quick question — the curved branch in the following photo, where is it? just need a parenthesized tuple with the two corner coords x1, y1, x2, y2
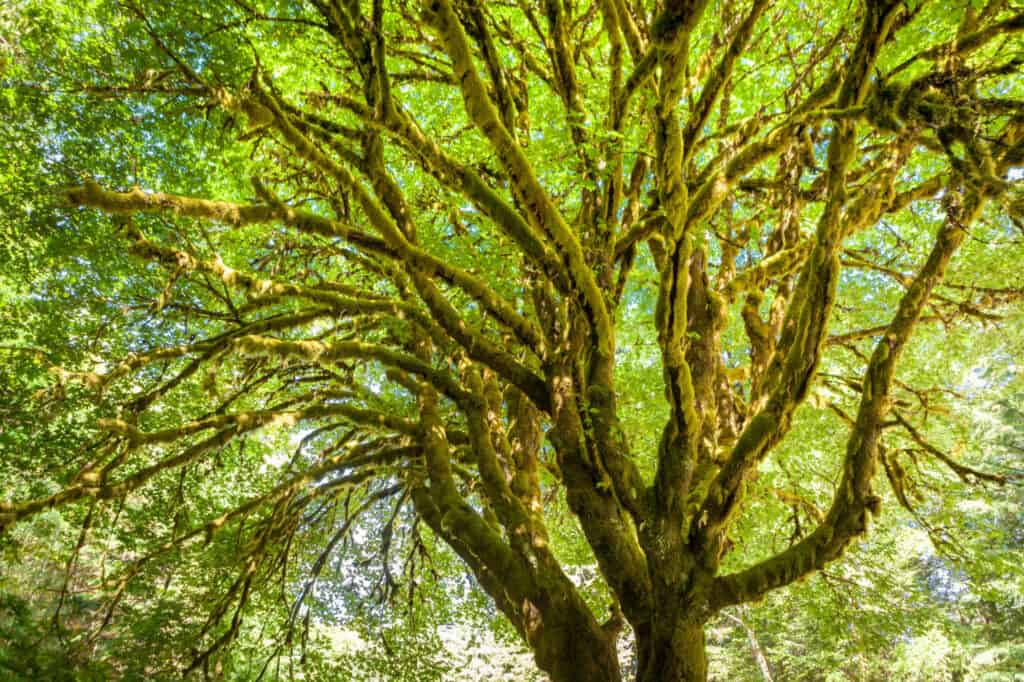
(710, 186, 984, 610)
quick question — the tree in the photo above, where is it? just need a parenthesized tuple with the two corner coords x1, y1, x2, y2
(1, 0, 1022, 680)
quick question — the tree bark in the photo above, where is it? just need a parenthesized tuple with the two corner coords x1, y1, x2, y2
(536, 621, 623, 682)
(635, 620, 708, 682)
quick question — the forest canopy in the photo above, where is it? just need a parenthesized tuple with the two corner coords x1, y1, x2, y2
(1, 0, 1023, 680)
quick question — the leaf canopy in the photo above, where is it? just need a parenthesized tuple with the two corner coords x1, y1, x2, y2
(1, 0, 1022, 680)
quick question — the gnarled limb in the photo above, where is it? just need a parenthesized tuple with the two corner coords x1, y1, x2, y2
(711, 185, 984, 610)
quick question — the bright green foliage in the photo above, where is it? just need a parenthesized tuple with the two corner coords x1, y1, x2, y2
(1, 0, 1022, 681)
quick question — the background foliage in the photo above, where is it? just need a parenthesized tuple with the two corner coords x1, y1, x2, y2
(1, 0, 1022, 680)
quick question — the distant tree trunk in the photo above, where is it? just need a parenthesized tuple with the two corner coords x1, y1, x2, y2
(747, 629, 773, 682)
(727, 611, 773, 681)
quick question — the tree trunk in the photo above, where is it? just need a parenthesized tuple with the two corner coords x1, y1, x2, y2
(536, 628, 623, 682)
(529, 600, 624, 682)
(745, 624, 773, 682)
(635, 620, 708, 682)
(542, 651, 623, 682)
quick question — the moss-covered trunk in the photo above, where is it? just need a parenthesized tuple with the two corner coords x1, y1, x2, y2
(542, 651, 624, 682)
(537, 628, 623, 682)
(635, 620, 708, 682)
